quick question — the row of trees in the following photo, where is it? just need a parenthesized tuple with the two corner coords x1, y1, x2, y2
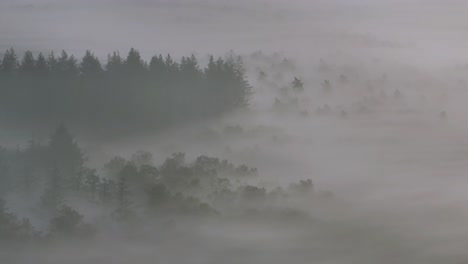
(0, 48, 252, 134)
(0, 125, 316, 241)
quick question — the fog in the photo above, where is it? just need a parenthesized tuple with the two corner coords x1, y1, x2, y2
(1, 0, 468, 263)
(3, 0, 468, 66)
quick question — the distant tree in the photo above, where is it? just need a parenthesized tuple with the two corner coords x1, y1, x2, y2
(0, 198, 35, 241)
(149, 54, 165, 75)
(146, 183, 170, 209)
(49, 205, 94, 237)
(35, 53, 48, 74)
(231, 56, 252, 108)
(180, 54, 201, 77)
(66, 55, 79, 77)
(19, 51, 36, 74)
(160, 153, 186, 176)
(49, 205, 82, 234)
(289, 179, 314, 195)
(104, 156, 127, 178)
(47, 51, 59, 73)
(79, 50, 102, 78)
(114, 171, 134, 221)
(164, 54, 179, 74)
(1, 48, 19, 73)
(139, 164, 159, 183)
(0, 48, 253, 136)
(56, 50, 78, 77)
(56, 51, 69, 73)
(292, 77, 304, 92)
(124, 48, 146, 74)
(205, 55, 251, 112)
(83, 168, 100, 202)
(119, 163, 145, 188)
(105, 51, 123, 73)
(0, 198, 17, 238)
(205, 55, 216, 76)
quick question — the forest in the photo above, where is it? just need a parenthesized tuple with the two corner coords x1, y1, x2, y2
(0, 48, 251, 135)
(0, 124, 317, 242)
(3, 0, 468, 263)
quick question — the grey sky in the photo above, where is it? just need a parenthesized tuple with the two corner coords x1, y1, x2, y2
(1, 0, 468, 67)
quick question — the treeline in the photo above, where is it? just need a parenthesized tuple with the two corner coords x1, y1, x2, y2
(0, 125, 317, 242)
(0, 48, 252, 134)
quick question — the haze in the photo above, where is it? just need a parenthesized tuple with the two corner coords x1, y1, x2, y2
(2, 0, 468, 66)
(1, 0, 468, 263)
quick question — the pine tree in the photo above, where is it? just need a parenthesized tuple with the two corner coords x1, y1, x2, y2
(57, 50, 69, 73)
(165, 54, 179, 75)
(47, 51, 59, 73)
(19, 51, 36, 74)
(0, 48, 254, 136)
(180, 54, 201, 77)
(232, 56, 252, 108)
(35, 53, 48, 74)
(124, 48, 146, 74)
(80, 50, 102, 78)
(105, 51, 123, 74)
(66, 55, 79, 77)
(149, 54, 165, 75)
(1, 48, 18, 73)
(56, 51, 78, 77)
(292, 77, 304, 92)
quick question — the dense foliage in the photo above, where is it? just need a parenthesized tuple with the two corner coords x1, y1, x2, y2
(0, 48, 252, 134)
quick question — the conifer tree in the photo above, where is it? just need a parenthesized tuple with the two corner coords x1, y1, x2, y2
(1, 48, 18, 73)
(80, 50, 102, 78)
(19, 51, 36, 74)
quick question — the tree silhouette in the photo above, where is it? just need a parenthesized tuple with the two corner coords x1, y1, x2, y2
(35, 53, 48, 74)
(105, 51, 123, 74)
(1, 48, 19, 73)
(124, 48, 146, 75)
(80, 50, 102, 78)
(19, 51, 36, 74)
(0, 48, 253, 135)
(292, 77, 304, 92)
